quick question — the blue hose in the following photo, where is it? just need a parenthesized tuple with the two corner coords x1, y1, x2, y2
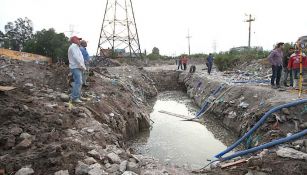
(215, 98, 307, 158)
(220, 129, 307, 161)
(195, 85, 224, 118)
(233, 80, 270, 84)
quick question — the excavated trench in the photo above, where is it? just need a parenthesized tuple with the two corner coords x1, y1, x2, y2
(127, 70, 238, 169)
(129, 91, 233, 169)
(128, 69, 307, 173)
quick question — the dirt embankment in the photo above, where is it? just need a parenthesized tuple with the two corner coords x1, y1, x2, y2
(0, 57, 189, 175)
(179, 72, 307, 175)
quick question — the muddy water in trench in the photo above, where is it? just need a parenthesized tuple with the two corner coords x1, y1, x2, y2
(130, 91, 230, 169)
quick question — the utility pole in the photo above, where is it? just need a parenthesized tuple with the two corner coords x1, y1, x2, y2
(244, 14, 255, 48)
(186, 30, 191, 56)
(212, 40, 217, 53)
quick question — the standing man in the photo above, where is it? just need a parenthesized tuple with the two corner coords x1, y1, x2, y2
(80, 40, 90, 86)
(207, 53, 214, 75)
(182, 55, 188, 70)
(283, 47, 294, 87)
(68, 36, 86, 103)
(268, 42, 284, 89)
(178, 56, 183, 70)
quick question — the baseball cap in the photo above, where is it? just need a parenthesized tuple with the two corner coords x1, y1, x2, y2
(70, 36, 82, 42)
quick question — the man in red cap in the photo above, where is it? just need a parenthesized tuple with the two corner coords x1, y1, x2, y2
(68, 36, 86, 103)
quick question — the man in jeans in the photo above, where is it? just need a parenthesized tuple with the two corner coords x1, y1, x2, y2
(268, 42, 284, 89)
(68, 36, 86, 103)
(80, 40, 90, 86)
(282, 47, 294, 87)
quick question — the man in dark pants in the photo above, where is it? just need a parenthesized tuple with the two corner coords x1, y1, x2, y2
(283, 47, 294, 87)
(268, 42, 284, 89)
(207, 53, 214, 74)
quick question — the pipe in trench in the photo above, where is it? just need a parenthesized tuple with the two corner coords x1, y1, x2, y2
(195, 85, 224, 118)
(220, 129, 307, 161)
(215, 98, 307, 158)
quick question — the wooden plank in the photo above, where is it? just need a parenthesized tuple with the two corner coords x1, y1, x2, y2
(221, 159, 248, 169)
(158, 110, 192, 120)
(0, 85, 16, 91)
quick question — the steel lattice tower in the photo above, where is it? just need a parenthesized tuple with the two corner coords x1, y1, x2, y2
(96, 0, 142, 59)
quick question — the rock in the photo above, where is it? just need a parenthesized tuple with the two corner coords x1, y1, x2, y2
(75, 161, 90, 175)
(10, 127, 23, 136)
(107, 152, 121, 163)
(84, 157, 97, 165)
(88, 150, 101, 160)
(24, 83, 34, 87)
(119, 160, 128, 172)
(228, 111, 236, 118)
(239, 102, 249, 109)
(89, 163, 102, 169)
(88, 167, 105, 175)
(299, 122, 307, 129)
(20, 133, 32, 140)
(60, 93, 70, 102)
(245, 170, 268, 175)
(105, 163, 111, 169)
(46, 89, 54, 93)
(15, 138, 32, 150)
(23, 105, 29, 111)
(87, 129, 95, 133)
(276, 147, 307, 160)
(122, 171, 138, 175)
(127, 162, 139, 173)
(106, 164, 119, 173)
(282, 108, 290, 115)
(15, 167, 34, 175)
(66, 129, 79, 137)
(293, 140, 304, 146)
(54, 170, 69, 175)
(5, 135, 16, 148)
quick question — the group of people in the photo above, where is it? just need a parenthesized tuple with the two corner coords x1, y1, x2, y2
(176, 55, 189, 70)
(176, 53, 214, 75)
(269, 42, 307, 89)
(68, 36, 90, 103)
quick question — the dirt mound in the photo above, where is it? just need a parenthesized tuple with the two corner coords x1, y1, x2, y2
(0, 58, 189, 174)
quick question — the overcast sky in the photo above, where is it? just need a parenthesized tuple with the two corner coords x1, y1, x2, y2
(1, 0, 307, 56)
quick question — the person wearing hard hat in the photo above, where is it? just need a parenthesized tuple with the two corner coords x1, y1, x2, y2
(68, 36, 86, 103)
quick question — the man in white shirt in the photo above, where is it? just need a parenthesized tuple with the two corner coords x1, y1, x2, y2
(68, 36, 86, 103)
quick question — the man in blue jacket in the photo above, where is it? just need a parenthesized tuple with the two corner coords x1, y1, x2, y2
(80, 40, 90, 86)
(206, 53, 214, 75)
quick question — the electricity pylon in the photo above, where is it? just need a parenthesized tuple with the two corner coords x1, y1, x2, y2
(96, 0, 142, 59)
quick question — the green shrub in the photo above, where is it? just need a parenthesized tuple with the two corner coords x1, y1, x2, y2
(214, 48, 269, 71)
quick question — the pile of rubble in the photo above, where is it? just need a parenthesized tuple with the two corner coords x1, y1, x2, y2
(0, 57, 189, 175)
(181, 70, 307, 175)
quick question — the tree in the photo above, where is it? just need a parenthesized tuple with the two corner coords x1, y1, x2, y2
(4, 17, 33, 51)
(0, 30, 4, 47)
(23, 28, 70, 63)
(152, 47, 160, 55)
